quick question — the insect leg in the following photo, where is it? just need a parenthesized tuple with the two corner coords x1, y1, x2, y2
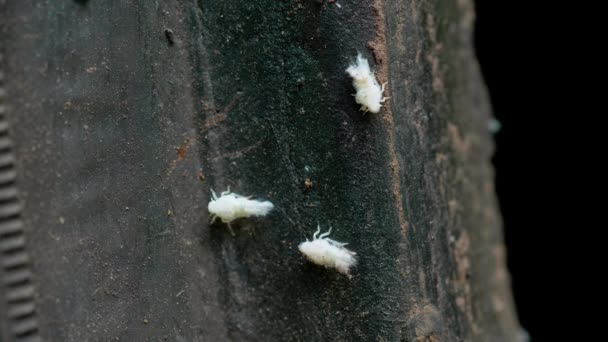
(327, 238, 347, 247)
(313, 225, 321, 239)
(319, 227, 332, 239)
(227, 223, 235, 236)
(211, 188, 218, 200)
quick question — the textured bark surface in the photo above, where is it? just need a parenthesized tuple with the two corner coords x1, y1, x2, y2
(1, 0, 520, 341)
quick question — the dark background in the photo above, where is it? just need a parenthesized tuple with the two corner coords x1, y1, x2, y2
(473, 2, 576, 341)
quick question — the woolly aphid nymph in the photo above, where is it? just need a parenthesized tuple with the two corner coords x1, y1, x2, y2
(346, 53, 388, 113)
(298, 226, 357, 278)
(208, 187, 274, 235)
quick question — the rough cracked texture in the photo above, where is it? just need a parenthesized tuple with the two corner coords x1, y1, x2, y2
(1, 0, 520, 341)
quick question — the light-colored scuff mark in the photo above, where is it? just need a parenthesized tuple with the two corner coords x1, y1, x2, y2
(405, 304, 443, 341)
(426, 14, 445, 94)
(209, 140, 263, 162)
(201, 112, 226, 132)
(447, 123, 471, 156)
(456, 0, 475, 31)
(372, 0, 409, 236)
(453, 231, 479, 333)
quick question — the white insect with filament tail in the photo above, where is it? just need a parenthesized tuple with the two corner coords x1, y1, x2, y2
(208, 187, 274, 235)
(298, 225, 357, 278)
(346, 53, 388, 114)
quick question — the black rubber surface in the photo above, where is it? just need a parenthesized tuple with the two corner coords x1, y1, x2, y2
(1, 1, 520, 341)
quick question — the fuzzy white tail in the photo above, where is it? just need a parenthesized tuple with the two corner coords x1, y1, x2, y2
(247, 200, 274, 217)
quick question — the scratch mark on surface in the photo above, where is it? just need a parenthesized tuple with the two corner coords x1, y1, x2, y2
(210, 140, 263, 161)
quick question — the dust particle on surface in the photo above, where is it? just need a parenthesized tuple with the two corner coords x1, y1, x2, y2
(176, 146, 187, 160)
(304, 178, 313, 190)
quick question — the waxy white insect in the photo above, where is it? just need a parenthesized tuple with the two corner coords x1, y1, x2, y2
(346, 53, 388, 113)
(208, 187, 274, 235)
(298, 225, 357, 278)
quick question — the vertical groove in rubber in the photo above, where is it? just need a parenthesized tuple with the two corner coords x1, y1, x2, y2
(0, 45, 43, 342)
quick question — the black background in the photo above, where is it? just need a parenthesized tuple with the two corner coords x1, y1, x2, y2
(473, 2, 573, 341)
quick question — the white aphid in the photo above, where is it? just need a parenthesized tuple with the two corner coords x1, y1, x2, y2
(208, 187, 274, 235)
(298, 226, 357, 277)
(346, 53, 388, 113)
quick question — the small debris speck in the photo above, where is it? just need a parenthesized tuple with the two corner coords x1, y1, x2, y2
(176, 146, 187, 160)
(164, 29, 175, 45)
(143, 319, 149, 324)
(304, 178, 313, 190)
